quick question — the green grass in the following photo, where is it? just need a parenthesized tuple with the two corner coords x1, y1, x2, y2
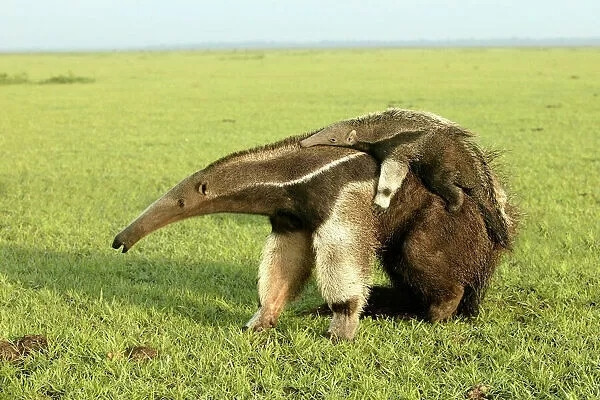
(0, 48, 599, 399)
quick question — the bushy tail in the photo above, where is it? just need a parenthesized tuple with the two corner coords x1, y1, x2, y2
(478, 200, 512, 248)
(467, 143, 513, 249)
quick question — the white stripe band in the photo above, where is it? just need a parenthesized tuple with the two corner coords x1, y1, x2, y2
(257, 152, 366, 188)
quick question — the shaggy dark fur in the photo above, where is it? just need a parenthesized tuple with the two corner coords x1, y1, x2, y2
(375, 170, 504, 319)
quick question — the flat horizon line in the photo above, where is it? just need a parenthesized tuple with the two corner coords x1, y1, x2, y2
(2, 37, 599, 54)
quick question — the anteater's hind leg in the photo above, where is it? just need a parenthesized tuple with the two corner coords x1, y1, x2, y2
(426, 284, 465, 321)
(379, 244, 463, 321)
(244, 231, 313, 332)
(380, 175, 496, 321)
(399, 221, 468, 322)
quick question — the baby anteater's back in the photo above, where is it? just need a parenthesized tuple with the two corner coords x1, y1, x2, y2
(415, 131, 511, 247)
(353, 108, 473, 142)
(301, 108, 511, 247)
(358, 109, 511, 248)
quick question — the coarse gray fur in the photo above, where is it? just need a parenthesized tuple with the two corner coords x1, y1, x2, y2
(300, 108, 512, 248)
(112, 129, 516, 340)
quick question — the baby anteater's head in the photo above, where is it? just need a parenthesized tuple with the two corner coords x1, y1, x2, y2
(300, 122, 357, 148)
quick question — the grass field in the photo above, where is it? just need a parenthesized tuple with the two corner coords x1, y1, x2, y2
(0, 48, 599, 399)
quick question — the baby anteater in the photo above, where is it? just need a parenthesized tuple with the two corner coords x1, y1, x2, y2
(300, 108, 511, 248)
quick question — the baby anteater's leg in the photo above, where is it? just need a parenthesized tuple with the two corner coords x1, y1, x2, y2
(313, 182, 376, 340)
(373, 157, 409, 209)
(427, 169, 464, 213)
(244, 231, 313, 332)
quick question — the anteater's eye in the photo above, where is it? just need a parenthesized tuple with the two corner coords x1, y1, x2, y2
(329, 138, 337, 143)
(199, 183, 207, 195)
(177, 199, 185, 208)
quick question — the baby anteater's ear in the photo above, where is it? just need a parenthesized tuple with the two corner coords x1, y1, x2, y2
(346, 129, 357, 145)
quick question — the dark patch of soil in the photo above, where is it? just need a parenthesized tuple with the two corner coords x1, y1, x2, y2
(41, 387, 65, 400)
(0, 340, 20, 362)
(466, 384, 490, 399)
(16, 334, 48, 356)
(126, 346, 157, 361)
(0, 334, 48, 362)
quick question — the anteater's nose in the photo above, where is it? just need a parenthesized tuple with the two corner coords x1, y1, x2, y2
(111, 236, 129, 253)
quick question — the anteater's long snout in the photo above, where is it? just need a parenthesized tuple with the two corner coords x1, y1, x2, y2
(111, 234, 129, 253)
(111, 210, 158, 254)
(112, 225, 143, 253)
(110, 192, 192, 254)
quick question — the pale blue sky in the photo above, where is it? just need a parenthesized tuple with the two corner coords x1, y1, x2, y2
(1, 0, 599, 51)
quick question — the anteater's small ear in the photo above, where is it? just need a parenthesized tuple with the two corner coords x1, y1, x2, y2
(347, 129, 357, 143)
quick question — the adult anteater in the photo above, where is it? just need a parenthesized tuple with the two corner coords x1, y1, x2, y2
(112, 131, 515, 340)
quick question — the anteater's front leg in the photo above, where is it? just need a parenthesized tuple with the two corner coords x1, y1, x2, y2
(244, 231, 313, 332)
(313, 183, 376, 340)
(312, 234, 373, 341)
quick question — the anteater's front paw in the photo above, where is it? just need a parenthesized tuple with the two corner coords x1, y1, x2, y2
(243, 309, 277, 332)
(325, 315, 359, 341)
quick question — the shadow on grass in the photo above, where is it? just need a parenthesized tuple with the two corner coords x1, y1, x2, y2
(301, 286, 424, 321)
(0, 243, 259, 326)
(1, 242, 428, 329)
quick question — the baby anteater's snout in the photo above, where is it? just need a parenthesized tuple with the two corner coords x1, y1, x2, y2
(299, 138, 311, 148)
